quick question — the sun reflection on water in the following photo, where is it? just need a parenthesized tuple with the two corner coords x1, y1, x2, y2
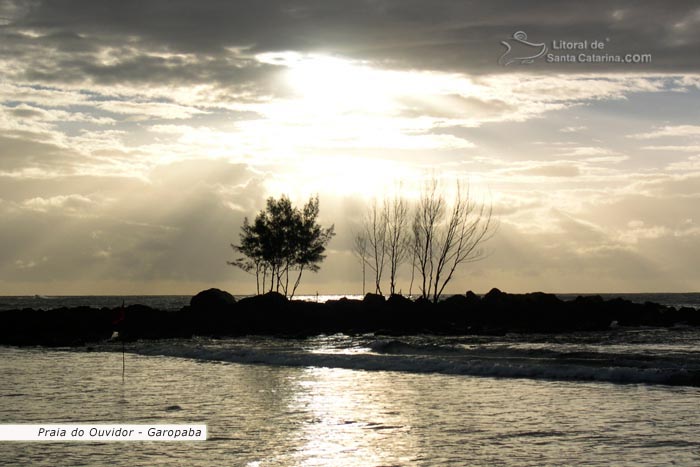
(288, 367, 417, 466)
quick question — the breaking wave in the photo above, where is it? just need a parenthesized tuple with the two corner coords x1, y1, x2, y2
(130, 340, 700, 387)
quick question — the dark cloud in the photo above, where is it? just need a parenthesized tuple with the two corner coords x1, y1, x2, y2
(0, 36, 288, 101)
(19, 50, 288, 98)
(7, 105, 44, 118)
(1, 0, 698, 87)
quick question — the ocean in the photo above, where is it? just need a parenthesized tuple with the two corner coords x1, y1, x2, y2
(1, 293, 700, 465)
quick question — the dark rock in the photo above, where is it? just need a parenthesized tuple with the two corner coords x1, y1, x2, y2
(190, 288, 236, 311)
(441, 294, 470, 308)
(2, 287, 699, 345)
(483, 287, 504, 302)
(363, 293, 386, 305)
(238, 291, 287, 309)
(465, 290, 481, 305)
(387, 294, 413, 307)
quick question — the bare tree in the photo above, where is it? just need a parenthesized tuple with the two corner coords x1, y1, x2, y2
(385, 195, 410, 295)
(412, 179, 496, 303)
(408, 243, 417, 298)
(412, 179, 442, 301)
(352, 232, 369, 295)
(363, 200, 388, 295)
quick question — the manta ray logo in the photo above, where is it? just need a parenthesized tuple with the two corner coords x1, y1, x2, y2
(499, 31, 548, 66)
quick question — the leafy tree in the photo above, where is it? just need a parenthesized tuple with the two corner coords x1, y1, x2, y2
(229, 195, 334, 298)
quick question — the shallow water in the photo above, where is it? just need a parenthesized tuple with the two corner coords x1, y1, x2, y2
(125, 328, 700, 386)
(1, 344, 700, 466)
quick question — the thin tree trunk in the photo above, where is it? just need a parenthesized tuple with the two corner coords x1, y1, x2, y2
(362, 262, 366, 295)
(408, 248, 416, 298)
(283, 262, 290, 297)
(290, 265, 305, 299)
(255, 263, 260, 295)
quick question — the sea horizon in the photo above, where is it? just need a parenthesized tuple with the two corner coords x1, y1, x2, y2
(2, 291, 700, 312)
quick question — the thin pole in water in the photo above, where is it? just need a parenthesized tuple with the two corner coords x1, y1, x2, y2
(112, 300, 127, 383)
(122, 339, 125, 382)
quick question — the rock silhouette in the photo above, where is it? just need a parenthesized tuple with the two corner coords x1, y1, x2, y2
(190, 288, 236, 311)
(0, 289, 698, 346)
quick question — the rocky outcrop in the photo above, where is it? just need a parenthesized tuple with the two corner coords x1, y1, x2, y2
(1, 289, 699, 345)
(190, 288, 236, 311)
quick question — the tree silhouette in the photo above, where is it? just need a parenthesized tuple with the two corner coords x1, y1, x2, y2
(362, 199, 387, 295)
(412, 179, 496, 303)
(230, 195, 334, 298)
(357, 179, 496, 301)
(352, 232, 369, 295)
(385, 195, 410, 295)
(356, 195, 410, 296)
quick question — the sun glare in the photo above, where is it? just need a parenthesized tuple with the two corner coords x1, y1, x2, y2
(239, 52, 489, 200)
(265, 155, 421, 200)
(285, 55, 396, 115)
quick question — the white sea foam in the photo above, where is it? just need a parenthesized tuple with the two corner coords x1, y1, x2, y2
(131, 340, 700, 387)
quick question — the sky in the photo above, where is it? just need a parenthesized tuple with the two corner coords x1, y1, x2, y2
(1, 0, 699, 295)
